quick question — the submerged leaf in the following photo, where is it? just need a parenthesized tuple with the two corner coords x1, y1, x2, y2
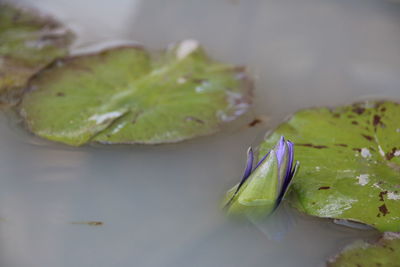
(260, 101, 400, 232)
(0, 3, 73, 105)
(20, 40, 252, 146)
(327, 232, 400, 267)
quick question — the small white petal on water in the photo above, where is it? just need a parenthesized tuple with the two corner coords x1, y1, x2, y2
(111, 121, 128, 134)
(387, 192, 400, 200)
(356, 174, 369, 186)
(195, 81, 211, 93)
(360, 148, 372, 158)
(378, 145, 385, 157)
(373, 183, 384, 190)
(89, 111, 122, 124)
(316, 195, 357, 217)
(176, 39, 199, 60)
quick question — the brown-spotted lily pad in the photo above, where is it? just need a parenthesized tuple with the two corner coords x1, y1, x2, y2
(0, 3, 73, 105)
(260, 101, 400, 232)
(19, 40, 252, 146)
(327, 232, 400, 267)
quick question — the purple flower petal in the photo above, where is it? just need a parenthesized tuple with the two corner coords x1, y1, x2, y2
(285, 140, 294, 181)
(284, 161, 299, 194)
(242, 147, 254, 180)
(275, 136, 286, 167)
(225, 147, 254, 207)
(276, 140, 296, 206)
(255, 151, 270, 169)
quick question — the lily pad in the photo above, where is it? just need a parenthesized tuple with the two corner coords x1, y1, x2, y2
(0, 3, 73, 105)
(19, 40, 252, 146)
(327, 232, 400, 267)
(260, 101, 400, 232)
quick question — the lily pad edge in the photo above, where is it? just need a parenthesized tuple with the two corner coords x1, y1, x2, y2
(260, 99, 400, 231)
(0, 1, 75, 106)
(18, 43, 254, 146)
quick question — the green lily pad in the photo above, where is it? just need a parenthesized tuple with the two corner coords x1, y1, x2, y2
(327, 232, 400, 267)
(19, 40, 252, 146)
(260, 101, 400, 232)
(0, 3, 73, 105)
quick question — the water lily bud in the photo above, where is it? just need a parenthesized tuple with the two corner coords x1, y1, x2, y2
(223, 136, 299, 220)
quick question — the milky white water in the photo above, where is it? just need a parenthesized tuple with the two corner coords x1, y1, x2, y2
(1, 0, 400, 266)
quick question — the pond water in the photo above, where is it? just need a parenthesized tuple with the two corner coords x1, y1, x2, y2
(1, 0, 400, 266)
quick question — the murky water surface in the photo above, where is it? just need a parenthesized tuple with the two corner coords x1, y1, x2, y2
(1, 0, 400, 266)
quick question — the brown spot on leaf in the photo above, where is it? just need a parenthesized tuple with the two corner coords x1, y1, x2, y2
(56, 92, 65, 97)
(131, 111, 143, 124)
(192, 78, 206, 84)
(351, 121, 358, 125)
(335, 144, 348, 147)
(185, 116, 204, 124)
(333, 113, 340, 118)
(373, 115, 381, 127)
(248, 118, 263, 127)
(385, 147, 397, 161)
(353, 148, 362, 152)
(361, 134, 373, 141)
(318, 186, 330, 190)
(297, 143, 328, 149)
(378, 204, 389, 216)
(352, 106, 365, 115)
(379, 191, 388, 201)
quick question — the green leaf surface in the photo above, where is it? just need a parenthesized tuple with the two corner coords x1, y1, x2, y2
(327, 232, 400, 267)
(0, 3, 73, 104)
(19, 40, 252, 146)
(260, 101, 400, 232)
